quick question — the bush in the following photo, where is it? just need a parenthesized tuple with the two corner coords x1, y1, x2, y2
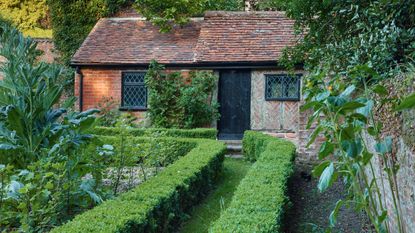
(210, 131, 296, 233)
(51, 138, 226, 233)
(90, 126, 218, 139)
(145, 61, 219, 128)
(87, 135, 196, 167)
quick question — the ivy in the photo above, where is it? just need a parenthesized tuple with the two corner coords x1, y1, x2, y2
(47, 0, 131, 65)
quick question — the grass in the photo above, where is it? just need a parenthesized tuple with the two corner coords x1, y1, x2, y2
(179, 157, 252, 233)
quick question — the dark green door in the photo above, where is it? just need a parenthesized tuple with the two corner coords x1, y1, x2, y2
(218, 70, 251, 140)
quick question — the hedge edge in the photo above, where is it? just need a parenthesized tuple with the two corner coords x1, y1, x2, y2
(210, 131, 296, 233)
(51, 138, 226, 233)
(90, 127, 218, 139)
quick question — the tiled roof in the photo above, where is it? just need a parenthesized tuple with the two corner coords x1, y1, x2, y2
(71, 11, 297, 65)
(195, 11, 296, 63)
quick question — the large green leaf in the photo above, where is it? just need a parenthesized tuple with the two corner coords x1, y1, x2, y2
(341, 139, 363, 158)
(339, 85, 356, 98)
(395, 93, 415, 111)
(318, 162, 336, 192)
(329, 199, 344, 227)
(312, 160, 331, 177)
(375, 137, 393, 154)
(318, 141, 335, 159)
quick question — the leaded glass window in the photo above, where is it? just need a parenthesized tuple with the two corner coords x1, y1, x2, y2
(265, 74, 301, 101)
(122, 72, 147, 109)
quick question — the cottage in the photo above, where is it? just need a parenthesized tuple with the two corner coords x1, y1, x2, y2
(72, 11, 318, 157)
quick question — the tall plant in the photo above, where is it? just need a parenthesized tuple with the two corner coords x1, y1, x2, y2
(0, 19, 102, 231)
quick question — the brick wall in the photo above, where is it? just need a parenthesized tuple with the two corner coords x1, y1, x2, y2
(75, 67, 209, 120)
(34, 38, 57, 63)
(0, 38, 57, 79)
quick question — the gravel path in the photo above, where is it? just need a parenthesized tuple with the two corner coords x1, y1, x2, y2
(284, 162, 374, 233)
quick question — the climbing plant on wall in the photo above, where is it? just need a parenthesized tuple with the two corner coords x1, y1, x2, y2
(47, 0, 131, 65)
(145, 61, 220, 129)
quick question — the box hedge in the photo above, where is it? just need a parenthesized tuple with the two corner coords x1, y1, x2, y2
(210, 131, 296, 232)
(83, 135, 196, 166)
(51, 138, 226, 233)
(90, 127, 217, 139)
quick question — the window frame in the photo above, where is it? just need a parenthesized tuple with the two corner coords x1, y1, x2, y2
(264, 73, 302, 101)
(120, 71, 148, 111)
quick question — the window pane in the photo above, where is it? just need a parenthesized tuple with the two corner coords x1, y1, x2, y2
(123, 85, 147, 107)
(123, 72, 146, 85)
(265, 74, 300, 100)
(286, 77, 299, 98)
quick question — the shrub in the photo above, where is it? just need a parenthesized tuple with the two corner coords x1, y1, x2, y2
(145, 61, 219, 128)
(90, 126, 218, 139)
(210, 131, 296, 233)
(51, 138, 226, 233)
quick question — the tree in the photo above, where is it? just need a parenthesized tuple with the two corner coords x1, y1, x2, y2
(134, 0, 246, 32)
(0, 0, 51, 38)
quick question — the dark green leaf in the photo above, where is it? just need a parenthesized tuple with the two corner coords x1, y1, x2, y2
(318, 141, 335, 159)
(307, 125, 323, 147)
(341, 139, 363, 158)
(312, 160, 330, 177)
(329, 200, 344, 227)
(395, 93, 415, 111)
(339, 101, 366, 112)
(372, 85, 388, 96)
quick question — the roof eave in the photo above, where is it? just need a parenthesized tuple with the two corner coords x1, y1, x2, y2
(70, 60, 304, 69)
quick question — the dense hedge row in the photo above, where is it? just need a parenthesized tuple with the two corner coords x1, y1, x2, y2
(51, 138, 226, 233)
(90, 126, 217, 139)
(211, 131, 296, 232)
(86, 135, 195, 166)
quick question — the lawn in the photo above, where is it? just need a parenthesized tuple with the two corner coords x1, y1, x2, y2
(179, 157, 252, 233)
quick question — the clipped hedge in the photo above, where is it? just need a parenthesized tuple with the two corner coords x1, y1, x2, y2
(51, 138, 226, 233)
(211, 131, 296, 232)
(90, 126, 217, 139)
(85, 135, 196, 166)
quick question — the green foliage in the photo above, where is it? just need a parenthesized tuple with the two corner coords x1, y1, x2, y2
(0, 21, 101, 231)
(135, 0, 243, 32)
(180, 158, 252, 233)
(50, 138, 226, 233)
(91, 126, 218, 139)
(145, 61, 219, 129)
(281, 1, 414, 232)
(47, 0, 131, 64)
(303, 65, 405, 232)
(210, 131, 296, 232)
(0, 0, 51, 38)
(282, 0, 415, 77)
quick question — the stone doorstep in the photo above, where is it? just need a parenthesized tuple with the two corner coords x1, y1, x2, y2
(219, 139, 243, 156)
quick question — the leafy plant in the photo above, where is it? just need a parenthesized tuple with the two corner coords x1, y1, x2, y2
(0, 19, 102, 231)
(303, 65, 405, 233)
(134, 0, 244, 32)
(145, 61, 219, 129)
